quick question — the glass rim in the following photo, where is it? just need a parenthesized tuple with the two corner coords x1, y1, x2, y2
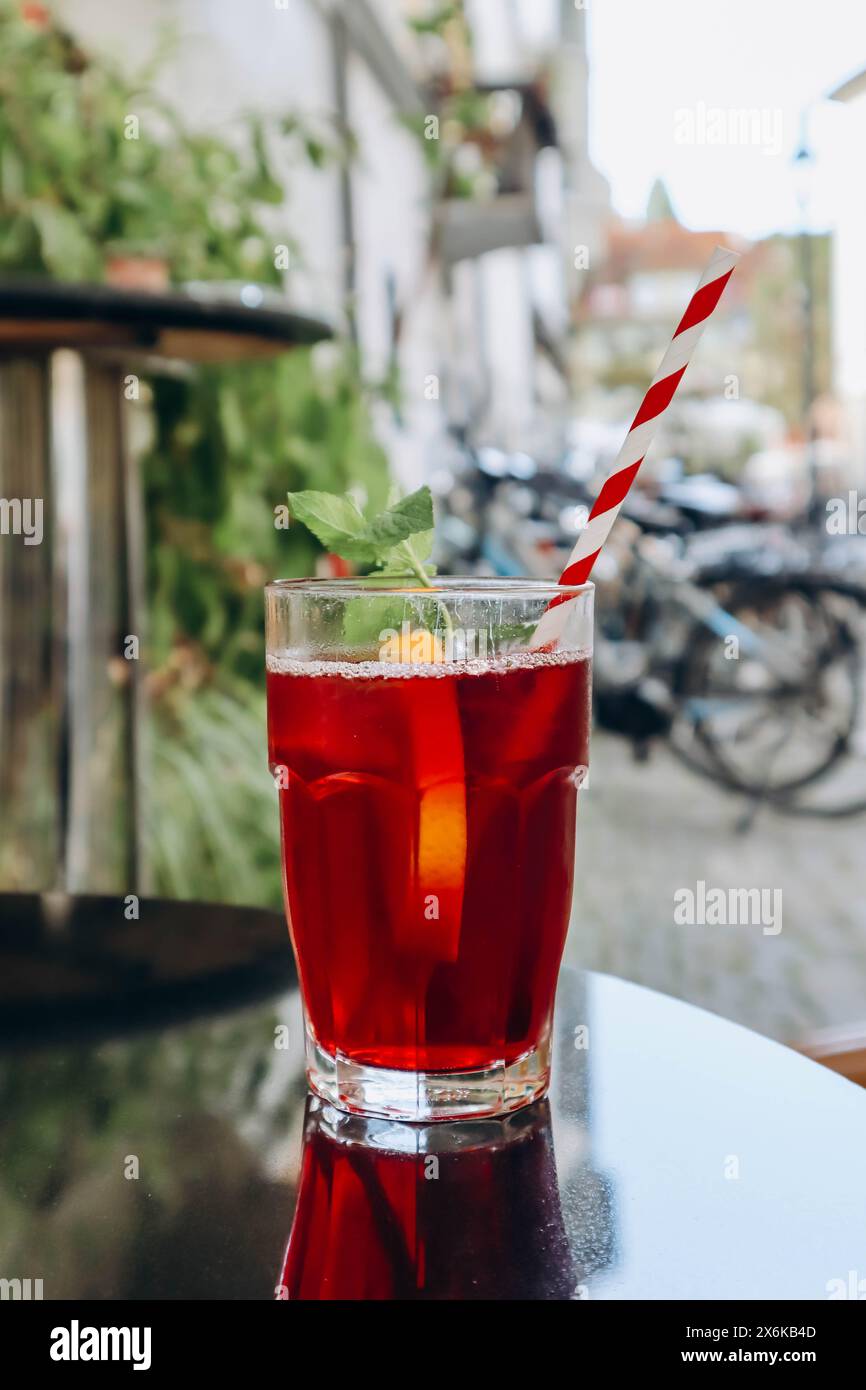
(265, 575, 594, 601)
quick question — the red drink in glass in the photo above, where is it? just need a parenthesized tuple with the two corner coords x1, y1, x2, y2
(265, 577, 592, 1120)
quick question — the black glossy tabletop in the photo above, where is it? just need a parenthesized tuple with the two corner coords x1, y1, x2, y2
(0, 277, 331, 361)
(1, 893, 865, 1301)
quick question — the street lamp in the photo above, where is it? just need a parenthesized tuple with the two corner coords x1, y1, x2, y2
(793, 114, 819, 517)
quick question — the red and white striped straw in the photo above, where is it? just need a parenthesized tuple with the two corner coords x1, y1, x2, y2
(534, 244, 740, 646)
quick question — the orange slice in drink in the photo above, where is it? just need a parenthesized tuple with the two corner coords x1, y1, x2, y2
(400, 628, 467, 962)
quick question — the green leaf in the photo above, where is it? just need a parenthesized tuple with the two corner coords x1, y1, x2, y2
(377, 538, 435, 576)
(364, 486, 433, 550)
(286, 485, 436, 575)
(29, 202, 100, 281)
(342, 595, 408, 653)
(286, 489, 368, 553)
(408, 526, 435, 563)
(218, 386, 246, 456)
(303, 137, 328, 169)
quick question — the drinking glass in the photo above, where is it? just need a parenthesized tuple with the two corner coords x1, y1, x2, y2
(265, 576, 593, 1121)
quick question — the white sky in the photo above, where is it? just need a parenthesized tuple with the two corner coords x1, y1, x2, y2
(582, 0, 866, 238)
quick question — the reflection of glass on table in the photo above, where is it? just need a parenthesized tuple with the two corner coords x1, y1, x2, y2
(279, 1097, 575, 1301)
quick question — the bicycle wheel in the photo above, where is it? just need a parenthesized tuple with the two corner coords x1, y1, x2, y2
(669, 578, 861, 798)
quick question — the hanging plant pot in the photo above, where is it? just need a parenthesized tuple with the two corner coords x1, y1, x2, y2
(104, 256, 170, 293)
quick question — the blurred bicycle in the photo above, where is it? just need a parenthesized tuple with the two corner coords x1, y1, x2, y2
(434, 445, 866, 820)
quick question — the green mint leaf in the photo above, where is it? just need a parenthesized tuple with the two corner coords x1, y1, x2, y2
(365, 486, 434, 550)
(286, 489, 365, 545)
(286, 489, 378, 564)
(287, 484, 436, 576)
(342, 594, 409, 652)
(366, 490, 435, 581)
(286, 483, 446, 650)
(377, 536, 436, 575)
(408, 527, 434, 563)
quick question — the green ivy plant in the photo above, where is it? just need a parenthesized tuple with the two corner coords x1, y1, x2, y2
(0, 2, 349, 281)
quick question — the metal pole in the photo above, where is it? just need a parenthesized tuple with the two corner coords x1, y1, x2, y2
(794, 122, 820, 519)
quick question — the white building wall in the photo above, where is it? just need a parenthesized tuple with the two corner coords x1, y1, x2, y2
(346, 48, 443, 485)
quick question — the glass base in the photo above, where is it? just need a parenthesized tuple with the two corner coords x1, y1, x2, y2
(305, 1033, 551, 1122)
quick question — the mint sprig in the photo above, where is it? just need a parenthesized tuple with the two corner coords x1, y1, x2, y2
(286, 484, 454, 650)
(286, 485, 436, 587)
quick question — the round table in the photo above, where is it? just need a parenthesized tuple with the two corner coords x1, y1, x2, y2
(1, 893, 865, 1300)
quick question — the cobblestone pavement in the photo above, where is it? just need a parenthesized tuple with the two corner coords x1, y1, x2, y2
(566, 731, 866, 1043)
